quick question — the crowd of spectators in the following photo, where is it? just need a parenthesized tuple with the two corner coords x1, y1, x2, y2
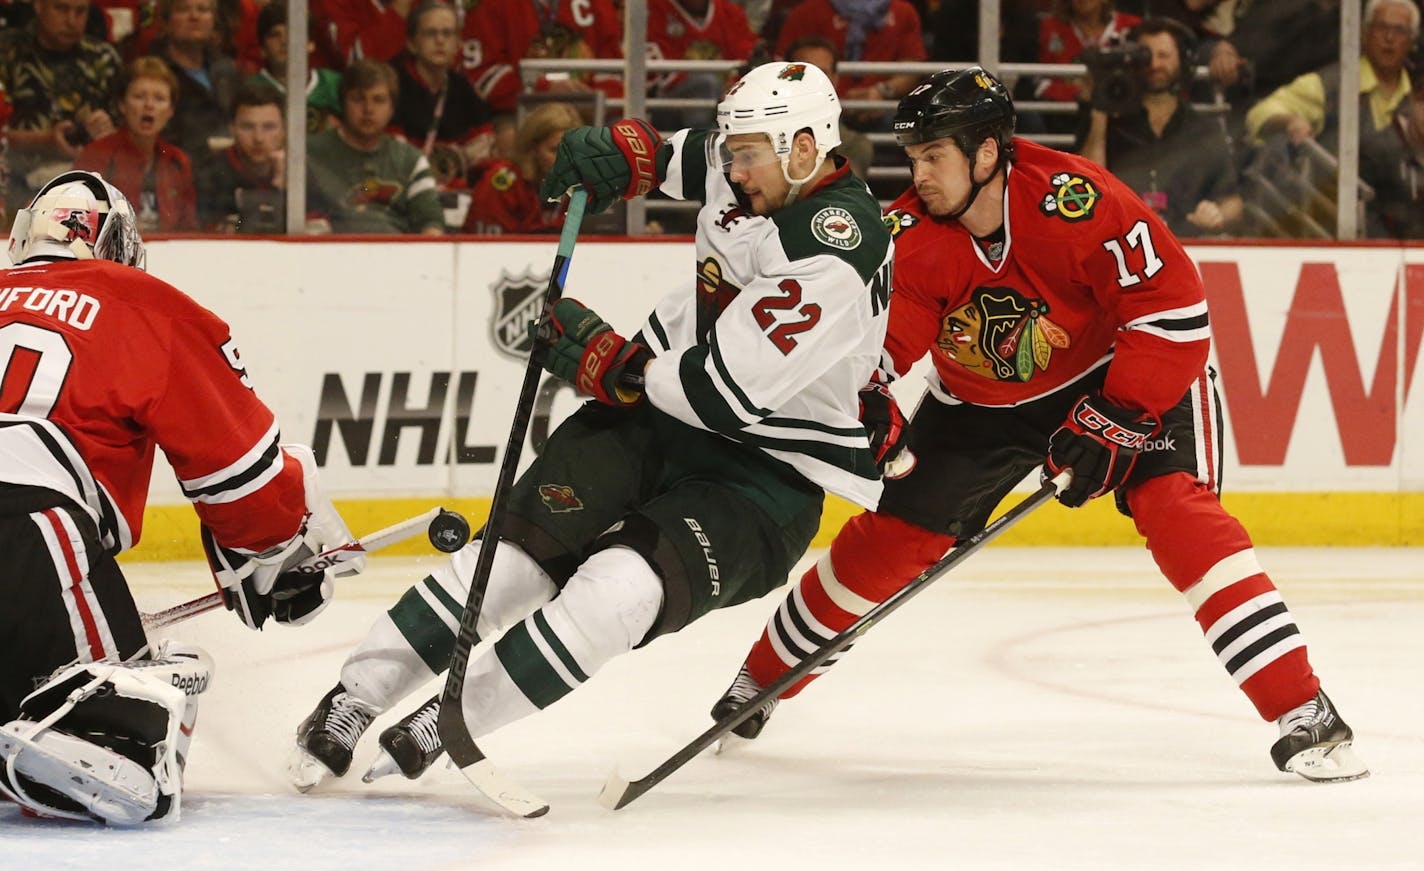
(0, 0, 1419, 239)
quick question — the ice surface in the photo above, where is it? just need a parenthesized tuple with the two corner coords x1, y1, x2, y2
(5, 548, 1421, 870)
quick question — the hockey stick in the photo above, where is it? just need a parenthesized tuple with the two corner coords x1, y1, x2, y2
(141, 507, 457, 630)
(435, 188, 588, 819)
(598, 470, 1072, 810)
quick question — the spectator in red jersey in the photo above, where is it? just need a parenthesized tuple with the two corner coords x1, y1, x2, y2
(73, 56, 198, 231)
(151, 0, 242, 161)
(774, 0, 927, 130)
(645, 0, 760, 129)
(391, 0, 496, 196)
(461, 101, 580, 234)
(1035, 0, 1141, 104)
(311, 0, 411, 68)
(461, 0, 624, 114)
(784, 35, 873, 179)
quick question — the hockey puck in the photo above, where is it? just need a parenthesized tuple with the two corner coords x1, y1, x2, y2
(427, 509, 471, 553)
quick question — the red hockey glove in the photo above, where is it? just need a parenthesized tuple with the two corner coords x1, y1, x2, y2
(536, 299, 651, 407)
(1044, 391, 1158, 507)
(858, 379, 908, 476)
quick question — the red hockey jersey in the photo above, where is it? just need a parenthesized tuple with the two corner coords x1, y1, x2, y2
(461, 0, 624, 113)
(461, 159, 559, 234)
(646, 0, 758, 93)
(0, 259, 307, 553)
(881, 140, 1210, 418)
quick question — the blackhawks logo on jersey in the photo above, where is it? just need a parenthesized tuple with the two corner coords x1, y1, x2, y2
(883, 208, 919, 238)
(489, 268, 549, 359)
(490, 165, 517, 192)
(938, 286, 1070, 382)
(1039, 172, 1100, 222)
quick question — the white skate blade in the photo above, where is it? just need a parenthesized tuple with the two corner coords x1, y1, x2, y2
(287, 744, 336, 793)
(1284, 741, 1370, 783)
(0, 722, 158, 824)
(361, 748, 401, 784)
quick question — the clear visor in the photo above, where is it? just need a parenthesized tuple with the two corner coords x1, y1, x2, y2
(717, 137, 783, 174)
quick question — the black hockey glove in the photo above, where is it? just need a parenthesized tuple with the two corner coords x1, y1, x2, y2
(534, 298, 652, 407)
(858, 379, 908, 476)
(538, 119, 663, 213)
(1044, 391, 1158, 508)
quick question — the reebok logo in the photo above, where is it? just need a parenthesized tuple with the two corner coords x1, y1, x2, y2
(1140, 433, 1176, 452)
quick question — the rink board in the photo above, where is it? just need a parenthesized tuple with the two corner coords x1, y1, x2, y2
(114, 237, 1424, 559)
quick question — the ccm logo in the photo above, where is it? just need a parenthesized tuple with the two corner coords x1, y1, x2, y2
(1073, 406, 1147, 449)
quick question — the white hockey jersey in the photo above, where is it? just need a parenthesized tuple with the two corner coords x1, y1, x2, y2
(638, 129, 893, 509)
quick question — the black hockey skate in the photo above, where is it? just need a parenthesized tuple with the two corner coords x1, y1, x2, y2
(362, 695, 445, 783)
(1270, 690, 1369, 783)
(710, 665, 778, 740)
(288, 683, 378, 792)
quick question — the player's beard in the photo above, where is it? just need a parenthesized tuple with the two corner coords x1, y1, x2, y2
(918, 185, 966, 218)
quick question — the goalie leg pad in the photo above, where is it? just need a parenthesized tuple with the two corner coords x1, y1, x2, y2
(0, 644, 213, 824)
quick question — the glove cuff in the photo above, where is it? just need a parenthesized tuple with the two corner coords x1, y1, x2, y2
(611, 119, 663, 200)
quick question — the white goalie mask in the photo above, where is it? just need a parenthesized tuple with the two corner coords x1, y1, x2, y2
(7, 170, 147, 270)
(716, 61, 842, 199)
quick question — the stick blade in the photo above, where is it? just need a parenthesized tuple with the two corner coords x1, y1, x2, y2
(451, 755, 550, 818)
(597, 769, 636, 811)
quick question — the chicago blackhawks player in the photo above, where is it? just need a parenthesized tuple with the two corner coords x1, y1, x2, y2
(714, 68, 1367, 785)
(0, 171, 352, 823)
(287, 61, 896, 792)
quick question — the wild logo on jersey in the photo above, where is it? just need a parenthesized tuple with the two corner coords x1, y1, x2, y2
(1039, 171, 1100, 222)
(348, 175, 403, 209)
(883, 208, 919, 238)
(778, 63, 807, 81)
(938, 287, 1071, 382)
(538, 483, 583, 513)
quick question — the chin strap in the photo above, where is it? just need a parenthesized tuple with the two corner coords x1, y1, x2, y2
(780, 153, 829, 208)
(945, 159, 1004, 221)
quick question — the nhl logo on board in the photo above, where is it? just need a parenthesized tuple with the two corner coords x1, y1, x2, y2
(490, 268, 550, 360)
(811, 207, 862, 250)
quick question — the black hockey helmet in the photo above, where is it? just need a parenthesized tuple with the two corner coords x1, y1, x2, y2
(892, 67, 1016, 160)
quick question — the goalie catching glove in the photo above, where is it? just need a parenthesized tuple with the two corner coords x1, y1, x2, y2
(1044, 391, 1158, 507)
(538, 119, 664, 213)
(534, 298, 652, 407)
(204, 444, 356, 630)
